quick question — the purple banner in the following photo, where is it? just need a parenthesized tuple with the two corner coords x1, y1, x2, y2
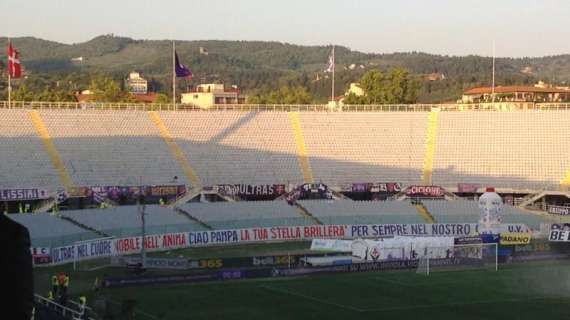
(84, 185, 186, 204)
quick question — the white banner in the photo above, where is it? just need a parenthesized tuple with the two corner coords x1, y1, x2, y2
(46, 223, 529, 266)
(310, 239, 352, 252)
(549, 230, 570, 242)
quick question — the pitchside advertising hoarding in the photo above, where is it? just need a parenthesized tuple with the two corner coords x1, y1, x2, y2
(500, 232, 532, 245)
(46, 223, 531, 266)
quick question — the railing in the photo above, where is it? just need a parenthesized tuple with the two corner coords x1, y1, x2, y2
(2, 100, 570, 112)
(34, 294, 84, 319)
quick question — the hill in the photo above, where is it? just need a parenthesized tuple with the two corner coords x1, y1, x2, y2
(1, 35, 569, 102)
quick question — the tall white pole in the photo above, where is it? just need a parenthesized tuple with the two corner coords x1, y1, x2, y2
(491, 40, 495, 103)
(7, 70, 11, 109)
(7, 38, 11, 108)
(172, 41, 176, 109)
(331, 45, 335, 102)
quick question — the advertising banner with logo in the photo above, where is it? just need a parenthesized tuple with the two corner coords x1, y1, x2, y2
(500, 233, 531, 245)
(118, 257, 190, 270)
(405, 186, 445, 198)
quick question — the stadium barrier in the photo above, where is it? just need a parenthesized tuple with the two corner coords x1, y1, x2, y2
(37, 222, 532, 267)
(2, 100, 570, 112)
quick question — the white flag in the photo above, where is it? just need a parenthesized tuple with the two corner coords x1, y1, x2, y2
(324, 49, 334, 73)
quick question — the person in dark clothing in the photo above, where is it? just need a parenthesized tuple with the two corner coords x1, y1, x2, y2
(0, 214, 34, 319)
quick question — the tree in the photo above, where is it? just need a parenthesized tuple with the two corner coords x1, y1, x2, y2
(88, 77, 133, 102)
(345, 68, 419, 104)
(154, 93, 170, 104)
(11, 84, 35, 101)
(246, 86, 313, 104)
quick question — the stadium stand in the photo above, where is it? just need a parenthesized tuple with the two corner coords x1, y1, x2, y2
(0, 110, 62, 189)
(422, 199, 545, 229)
(178, 201, 311, 229)
(61, 205, 206, 237)
(158, 111, 304, 186)
(39, 110, 187, 187)
(1, 109, 570, 191)
(298, 199, 425, 225)
(7, 213, 99, 247)
(299, 112, 428, 186)
(432, 111, 570, 190)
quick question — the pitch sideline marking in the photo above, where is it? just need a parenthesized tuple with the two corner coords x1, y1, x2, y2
(259, 285, 363, 312)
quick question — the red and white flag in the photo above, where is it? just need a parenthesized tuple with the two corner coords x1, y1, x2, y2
(7, 42, 22, 78)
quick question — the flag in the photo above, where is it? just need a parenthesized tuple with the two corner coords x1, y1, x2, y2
(55, 190, 68, 204)
(175, 51, 193, 79)
(324, 49, 334, 73)
(7, 42, 22, 78)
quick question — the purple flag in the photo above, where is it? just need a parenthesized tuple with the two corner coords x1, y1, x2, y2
(175, 51, 193, 78)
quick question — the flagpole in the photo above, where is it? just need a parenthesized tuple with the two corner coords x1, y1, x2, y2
(491, 40, 495, 103)
(7, 68, 11, 109)
(172, 41, 176, 110)
(331, 45, 335, 102)
(7, 38, 11, 108)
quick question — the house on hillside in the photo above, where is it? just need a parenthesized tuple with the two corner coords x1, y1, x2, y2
(462, 83, 570, 103)
(125, 71, 148, 94)
(181, 84, 246, 108)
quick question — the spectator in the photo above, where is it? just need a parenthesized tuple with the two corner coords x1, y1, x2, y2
(51, 274, 59, 296)
(63, 273, 70, 296)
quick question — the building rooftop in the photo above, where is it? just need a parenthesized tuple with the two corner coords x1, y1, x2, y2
(465, 85, 570, 95)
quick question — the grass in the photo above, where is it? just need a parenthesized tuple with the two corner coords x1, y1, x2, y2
(34, 243, 570, 320)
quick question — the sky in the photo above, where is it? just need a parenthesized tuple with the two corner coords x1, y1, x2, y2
(1, 0, 569, 57)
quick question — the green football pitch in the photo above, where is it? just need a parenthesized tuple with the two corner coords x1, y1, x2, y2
(36, 258, 570, 320)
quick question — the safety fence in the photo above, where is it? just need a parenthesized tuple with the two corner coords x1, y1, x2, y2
(2, 101, 570, 112)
